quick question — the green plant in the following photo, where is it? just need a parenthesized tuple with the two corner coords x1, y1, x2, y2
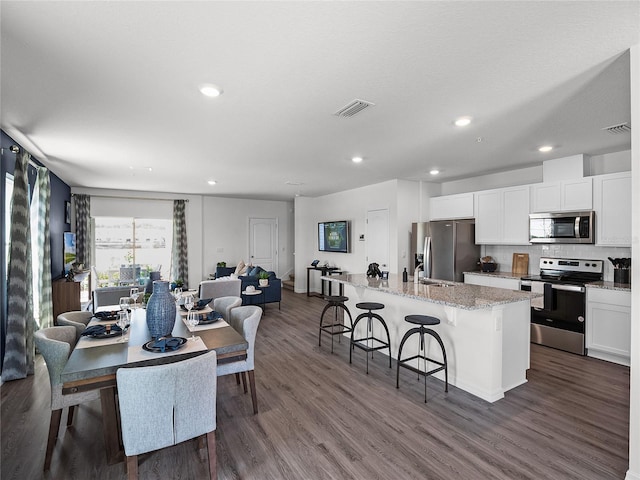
(258, 271, 270, 280)
(174, 278, 184, 288)
(216, 261, 227, 267)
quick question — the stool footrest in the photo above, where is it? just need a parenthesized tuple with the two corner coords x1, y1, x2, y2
(320, 324, 352, 335)
(351, 336, 390, 353)
(398, 357, 446, 378)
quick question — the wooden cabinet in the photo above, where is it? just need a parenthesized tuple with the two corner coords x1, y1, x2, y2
(52, 279, 81, 321)
(464, 273, 521, 290)
(593, 171, 631, 246)
(475, 186, 529, 245)
(586, 287, 631, 366)
(530, 178, 592, 212)
(429, 193, 474, 220)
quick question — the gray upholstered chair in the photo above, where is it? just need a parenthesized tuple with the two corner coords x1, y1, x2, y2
(56, 311, 93, 340)
(92, 285, 133, 313)
(212, 296, 242, 321)
(198, 278, 241, 300)
(34, 326, 101, 471)
(116, 351, 218, 480)
(217, 305, 262, 414)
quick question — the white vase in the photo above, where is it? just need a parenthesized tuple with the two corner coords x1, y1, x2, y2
(259, 279, 268, 287)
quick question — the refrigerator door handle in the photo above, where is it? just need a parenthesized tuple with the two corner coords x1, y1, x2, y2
(424, 236, 432, 279)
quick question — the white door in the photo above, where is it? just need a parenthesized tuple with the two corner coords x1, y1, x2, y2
(249, 217, 278, 273)
(366, 209, 389, 269)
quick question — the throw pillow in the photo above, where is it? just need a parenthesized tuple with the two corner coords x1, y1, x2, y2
(249, 266, 264, 277)
(234, 260, 247, 276)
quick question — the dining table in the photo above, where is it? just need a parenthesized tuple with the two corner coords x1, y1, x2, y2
(61, 304, 248, 464)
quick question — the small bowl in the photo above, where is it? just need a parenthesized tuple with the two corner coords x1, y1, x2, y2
(481, 263, 497, 272)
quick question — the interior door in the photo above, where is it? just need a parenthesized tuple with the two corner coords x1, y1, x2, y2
(366, 209, 389, 270)
(249, 217, 278, 274)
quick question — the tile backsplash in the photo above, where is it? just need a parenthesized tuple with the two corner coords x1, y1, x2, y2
(482, 244, 631, 281)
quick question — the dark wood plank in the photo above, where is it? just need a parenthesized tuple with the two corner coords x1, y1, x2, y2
(1, 289, 630, 479)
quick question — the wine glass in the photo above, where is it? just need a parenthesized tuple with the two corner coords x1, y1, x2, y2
(184, 294, 194, 315)
(187, 311, 199, 341)
(129, 287, 140, 309)
(173, 286, 183, 302)
(117, 310, 128, 342)
(119, 296, 130, 323)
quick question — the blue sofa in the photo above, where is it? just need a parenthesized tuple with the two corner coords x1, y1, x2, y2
(215, 265, 282, 309)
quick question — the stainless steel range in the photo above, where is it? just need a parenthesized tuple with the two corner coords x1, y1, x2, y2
(520, 257, 603, 355)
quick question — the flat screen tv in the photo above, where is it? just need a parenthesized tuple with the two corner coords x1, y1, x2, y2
(63, 232, 77, 274)
(318, 221, 350, 253)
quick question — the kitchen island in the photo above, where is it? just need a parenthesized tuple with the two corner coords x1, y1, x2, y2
(323, 273, 536, 402)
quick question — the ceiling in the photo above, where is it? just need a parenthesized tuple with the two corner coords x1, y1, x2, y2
(1, 1, 638, 201)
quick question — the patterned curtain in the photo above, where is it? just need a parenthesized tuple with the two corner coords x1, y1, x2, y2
(73, 194, 91, 268)
(171, 200, 188, 286)
(32, 167, 53, 328)
(2, 152, 35, 381)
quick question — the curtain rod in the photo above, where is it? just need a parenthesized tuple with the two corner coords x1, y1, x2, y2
(72, 193, 189, 203)
(2, 145, 41, 170)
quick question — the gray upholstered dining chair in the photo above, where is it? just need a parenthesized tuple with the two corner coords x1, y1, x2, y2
(34, 326, 102, 471)
(116, 351, 218, 480)
(217, 305, 262, 414)
(212, 295, 242, 321)
(56, 311, 93, 341)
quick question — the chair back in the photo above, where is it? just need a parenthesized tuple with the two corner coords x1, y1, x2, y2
(199, 279, 241, 300)
(228, 306, 262, 370)
(212, 296, 242, 321)
(116, 351, 217, 456)
(57, 311, 93, 340)
(92, 286, 132, 313)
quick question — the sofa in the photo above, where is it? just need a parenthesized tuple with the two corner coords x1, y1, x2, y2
(215, 265, 281, 309)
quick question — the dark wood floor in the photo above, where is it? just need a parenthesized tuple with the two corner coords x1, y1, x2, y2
(1, 289, 630, 479)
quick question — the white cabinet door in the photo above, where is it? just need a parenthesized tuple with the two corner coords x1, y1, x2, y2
(502, 186, 530, 244)
(474, 190, 501, 244)
(531, 178, 592, 212)
(586, 288, 631, 366)
(593, 172, 631, 246)
(430, 193, 474, 220)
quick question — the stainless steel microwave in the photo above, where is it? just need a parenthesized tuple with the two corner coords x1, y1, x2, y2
(529, 211, 595, 244)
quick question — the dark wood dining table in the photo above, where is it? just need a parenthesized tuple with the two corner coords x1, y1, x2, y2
(61, 307, 248, 464)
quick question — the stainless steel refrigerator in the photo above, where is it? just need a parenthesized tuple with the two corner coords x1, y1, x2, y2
(410, 220, 480, 282)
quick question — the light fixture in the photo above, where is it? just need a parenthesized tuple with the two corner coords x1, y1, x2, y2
(430, 169, 440, 175)
(454, 116, 472, 127)
(351, 156, 363, 163)
(207, 180, 217, 185)
(199, 83, 223, 98)
(538, 145, 553, 153)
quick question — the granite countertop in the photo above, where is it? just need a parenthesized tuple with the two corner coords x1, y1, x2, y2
(463, 271, 525, 280)
(585, 281, 631, 292)
(324, 273, 536, 311)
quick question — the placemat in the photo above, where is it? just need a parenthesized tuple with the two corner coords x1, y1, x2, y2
(126, 336, 207, 363)
(182, 316, 229, 332)
(75, 329, 130, 349)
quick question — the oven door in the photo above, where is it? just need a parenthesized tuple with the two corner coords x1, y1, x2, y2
(522, 280, 586, 354)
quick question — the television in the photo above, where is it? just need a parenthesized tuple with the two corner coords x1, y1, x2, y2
(318, 221, 350, 253)
(63, 232, 77, 274)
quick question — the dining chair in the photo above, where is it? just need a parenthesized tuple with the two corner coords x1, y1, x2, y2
(217, 305, 262, 414)
(34, 326, 102, 471)
(212, 295, 242, 321)
(56, 311, 93, 341)
(116, 351, 218, 480)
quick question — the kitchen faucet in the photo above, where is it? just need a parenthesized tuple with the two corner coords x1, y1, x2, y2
(414, 263, 423, 284)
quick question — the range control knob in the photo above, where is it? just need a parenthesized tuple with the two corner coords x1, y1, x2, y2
(578, 316, 585, 322)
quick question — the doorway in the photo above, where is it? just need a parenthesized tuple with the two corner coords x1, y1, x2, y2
(249, 217, 278, 274)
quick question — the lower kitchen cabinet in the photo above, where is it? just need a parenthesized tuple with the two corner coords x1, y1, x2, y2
(586, 287, 631, 366)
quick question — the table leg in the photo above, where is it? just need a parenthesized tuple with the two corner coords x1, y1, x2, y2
(307, 268, 311, 297)
(100, 387, 124, 464)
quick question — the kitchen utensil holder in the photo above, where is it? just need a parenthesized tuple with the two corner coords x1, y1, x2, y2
(613, 269, 630, 285)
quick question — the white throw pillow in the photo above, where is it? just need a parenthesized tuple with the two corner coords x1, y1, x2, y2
(234, 260, 248, 276)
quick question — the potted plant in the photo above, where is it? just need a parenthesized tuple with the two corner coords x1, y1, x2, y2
(258, 270, 270, 287)
(216, 261, 226, 267)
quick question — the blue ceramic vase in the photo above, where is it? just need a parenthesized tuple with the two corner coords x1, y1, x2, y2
(146, 281, 176, 338)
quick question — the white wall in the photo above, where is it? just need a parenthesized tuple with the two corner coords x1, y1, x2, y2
(71, 187, 294, 289)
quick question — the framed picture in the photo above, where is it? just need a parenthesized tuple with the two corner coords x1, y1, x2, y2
(65, 201, 71, 224)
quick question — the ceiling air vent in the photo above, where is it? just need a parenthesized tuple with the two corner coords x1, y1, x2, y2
(602, 122, 631, 135)
(333, 99, 375, 118)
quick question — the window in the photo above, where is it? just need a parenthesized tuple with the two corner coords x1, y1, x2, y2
(93, 217, 173, 286)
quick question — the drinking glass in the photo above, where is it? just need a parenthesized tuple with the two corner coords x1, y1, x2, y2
(119, 296, 130, 322)
(173, 287, 183, 302)
(187, 311, 199, 341)
(117, 311, 128, 342)
(129, 287, 140, 308)
(184, 294, 194, 314)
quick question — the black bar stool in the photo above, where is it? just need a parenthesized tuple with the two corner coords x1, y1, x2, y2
(350, 302, 392, 374)
(396, 314, 448, 403)
(319, 295, 353, 353)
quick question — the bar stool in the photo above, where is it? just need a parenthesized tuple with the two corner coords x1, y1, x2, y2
(319, 295, 353, 353)
(396, 314, 448, 403)
(349, 302, 392, 374)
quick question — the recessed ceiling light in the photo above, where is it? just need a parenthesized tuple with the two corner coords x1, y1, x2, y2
(207, 180, 217, 185)
(199, 83, 223, 98)
(454, 116, 472, 127)
(538, 145, 553, 152)
(430, 169, 440, 175)
(352, 156, 363, 163)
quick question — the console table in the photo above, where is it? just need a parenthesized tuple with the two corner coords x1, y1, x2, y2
(306, 266, 342, 297)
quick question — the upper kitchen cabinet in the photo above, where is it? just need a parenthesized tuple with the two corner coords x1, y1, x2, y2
(530, 178, 592, 213)
(429, 193, 474, 220)
(593, 171, 631, 246)
(475, 186, 530, 245)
